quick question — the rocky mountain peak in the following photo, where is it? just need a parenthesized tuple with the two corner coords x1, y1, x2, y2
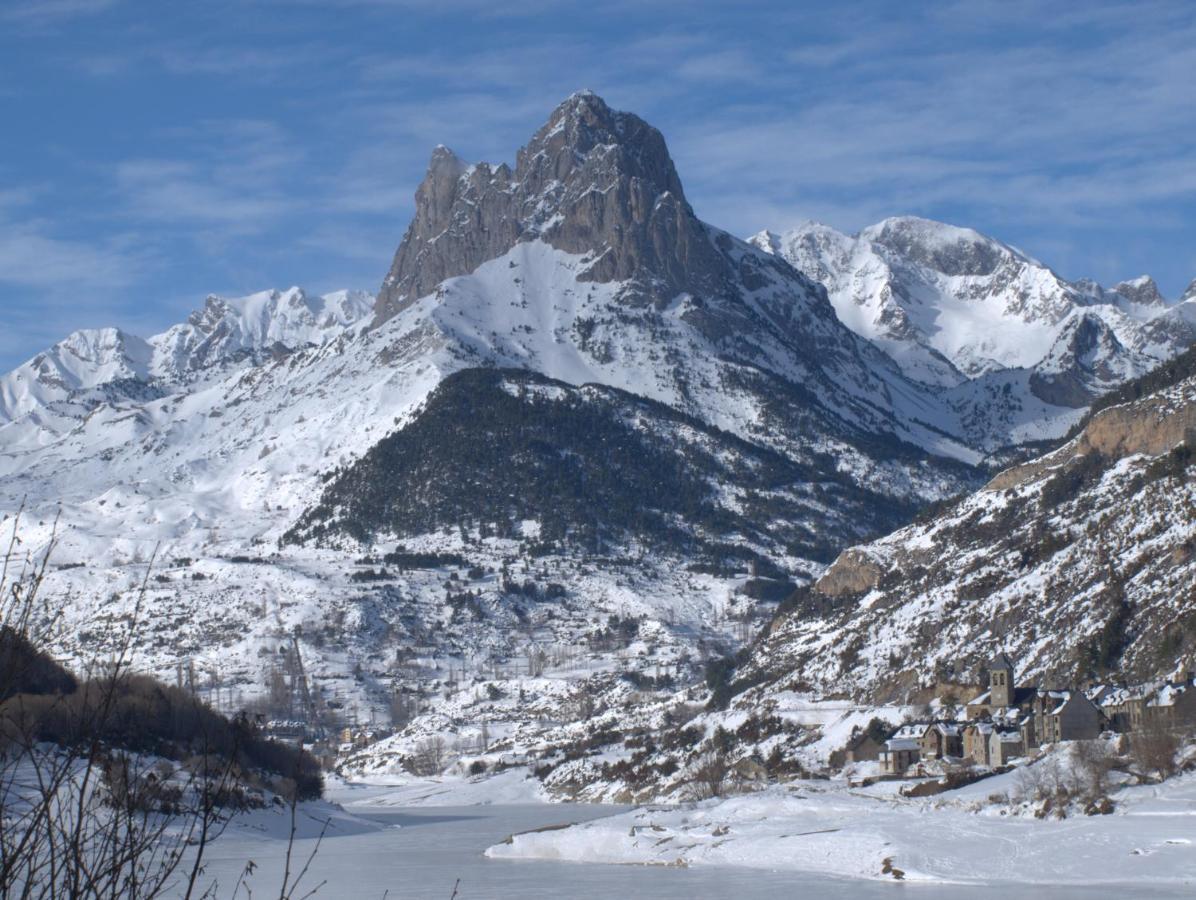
(1181, 278, 1196, 304)
(373, 91, 741, 327)
(516, 90, 688, 209)
(1113, 275, 1166, 308)
(859, 216, 1016, 278)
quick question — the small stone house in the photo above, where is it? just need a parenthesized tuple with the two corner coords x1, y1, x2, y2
(988, 727, 1024, 766)
(919, 721, 963, 760)
(962, 721, 994, 766)
(831, 730, 886, 768)
(844, 731, 885, 763)
(879, 724, 924, 775)
(1031, 690, 1102, 744)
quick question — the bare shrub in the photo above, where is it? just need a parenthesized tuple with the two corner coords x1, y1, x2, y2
(410, 735, 449, 776)
(1014, 755, 1069, 807)
(1070, 739, 1117, 800)
(1132, 718, 1181, 781)
(686, 751, 730, 800)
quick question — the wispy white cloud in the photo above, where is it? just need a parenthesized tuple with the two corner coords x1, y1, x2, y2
(0, 190, 144, 291)
(0, 0, 117, 27)
(110, 119, 305, 232)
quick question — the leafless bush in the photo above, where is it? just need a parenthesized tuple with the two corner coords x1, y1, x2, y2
(1070, 739, 1117, 800)
(410, 735, 449, 776)
(1014, 755, 1069, 805)
(1132, 718, 1181, 781)
(686, 751, 730, 800)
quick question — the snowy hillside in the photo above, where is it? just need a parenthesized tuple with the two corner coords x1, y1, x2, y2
(738, 346, 1196, 703)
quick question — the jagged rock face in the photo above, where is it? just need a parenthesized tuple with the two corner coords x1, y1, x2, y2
(374, 91, 773, 326)
(1029, 313, 1146, 408)
(813, 549, 883, 598)
(1114, 276, 1166, 308)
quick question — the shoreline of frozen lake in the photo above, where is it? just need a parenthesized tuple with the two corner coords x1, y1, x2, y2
(183, 778, 1194, 899)
(487, 769, 1196, 891)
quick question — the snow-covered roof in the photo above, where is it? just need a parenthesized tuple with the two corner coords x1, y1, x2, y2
(989, 651, 1016, 672)
(1149, 682, 1190, 708)
(1038, 689, 1070, 699)
(1098, 685, 1150, 707)
(883, 738, 921, 752)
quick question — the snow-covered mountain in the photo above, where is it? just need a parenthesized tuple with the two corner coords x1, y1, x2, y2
(737, 345, 1196, 703)
(0, 92, 1191, 785)
(0, 287, 373, 429)
(749, 219, 1195, 415)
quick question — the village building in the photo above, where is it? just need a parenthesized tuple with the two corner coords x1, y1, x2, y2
(966, 652, 1036, 720)
(1031, 689, 1102, 744)
(1146, 676, 1196, 728)
(879, 724, 923, 776)
(962, 707, 1025, 765)
(962, 721, 994, 766)
(988, 727, 1024, 766)
(919, 721, 963, 760)
(843, 731, 885, 763)
(1094, 685, 1150, 732)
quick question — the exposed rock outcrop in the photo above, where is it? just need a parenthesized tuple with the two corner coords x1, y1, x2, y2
(989, 373, 1196, 490)
(815, 549, 883, 597)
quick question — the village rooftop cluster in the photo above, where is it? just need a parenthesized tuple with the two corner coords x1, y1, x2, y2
(839, 653, 1196, 777)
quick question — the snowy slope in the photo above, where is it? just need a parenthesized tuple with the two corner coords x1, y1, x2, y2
(740, 352, 1196, 701)
(488, 767, 1196, 887)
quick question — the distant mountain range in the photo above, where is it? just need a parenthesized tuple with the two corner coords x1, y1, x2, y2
(0, 287, 372, 428)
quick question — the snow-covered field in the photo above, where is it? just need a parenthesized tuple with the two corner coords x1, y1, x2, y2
(487, 766, 1196, 888)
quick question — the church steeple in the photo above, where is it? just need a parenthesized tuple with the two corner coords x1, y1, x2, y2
(989, 652, 1015, 708)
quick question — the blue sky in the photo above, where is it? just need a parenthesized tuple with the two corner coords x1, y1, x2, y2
(1, 0, 1194, 370)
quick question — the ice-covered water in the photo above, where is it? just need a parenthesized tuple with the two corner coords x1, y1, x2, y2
(187, 802, 1192, 899)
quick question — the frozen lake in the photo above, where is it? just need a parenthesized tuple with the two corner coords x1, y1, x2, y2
(190, 799, 1194, 899)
